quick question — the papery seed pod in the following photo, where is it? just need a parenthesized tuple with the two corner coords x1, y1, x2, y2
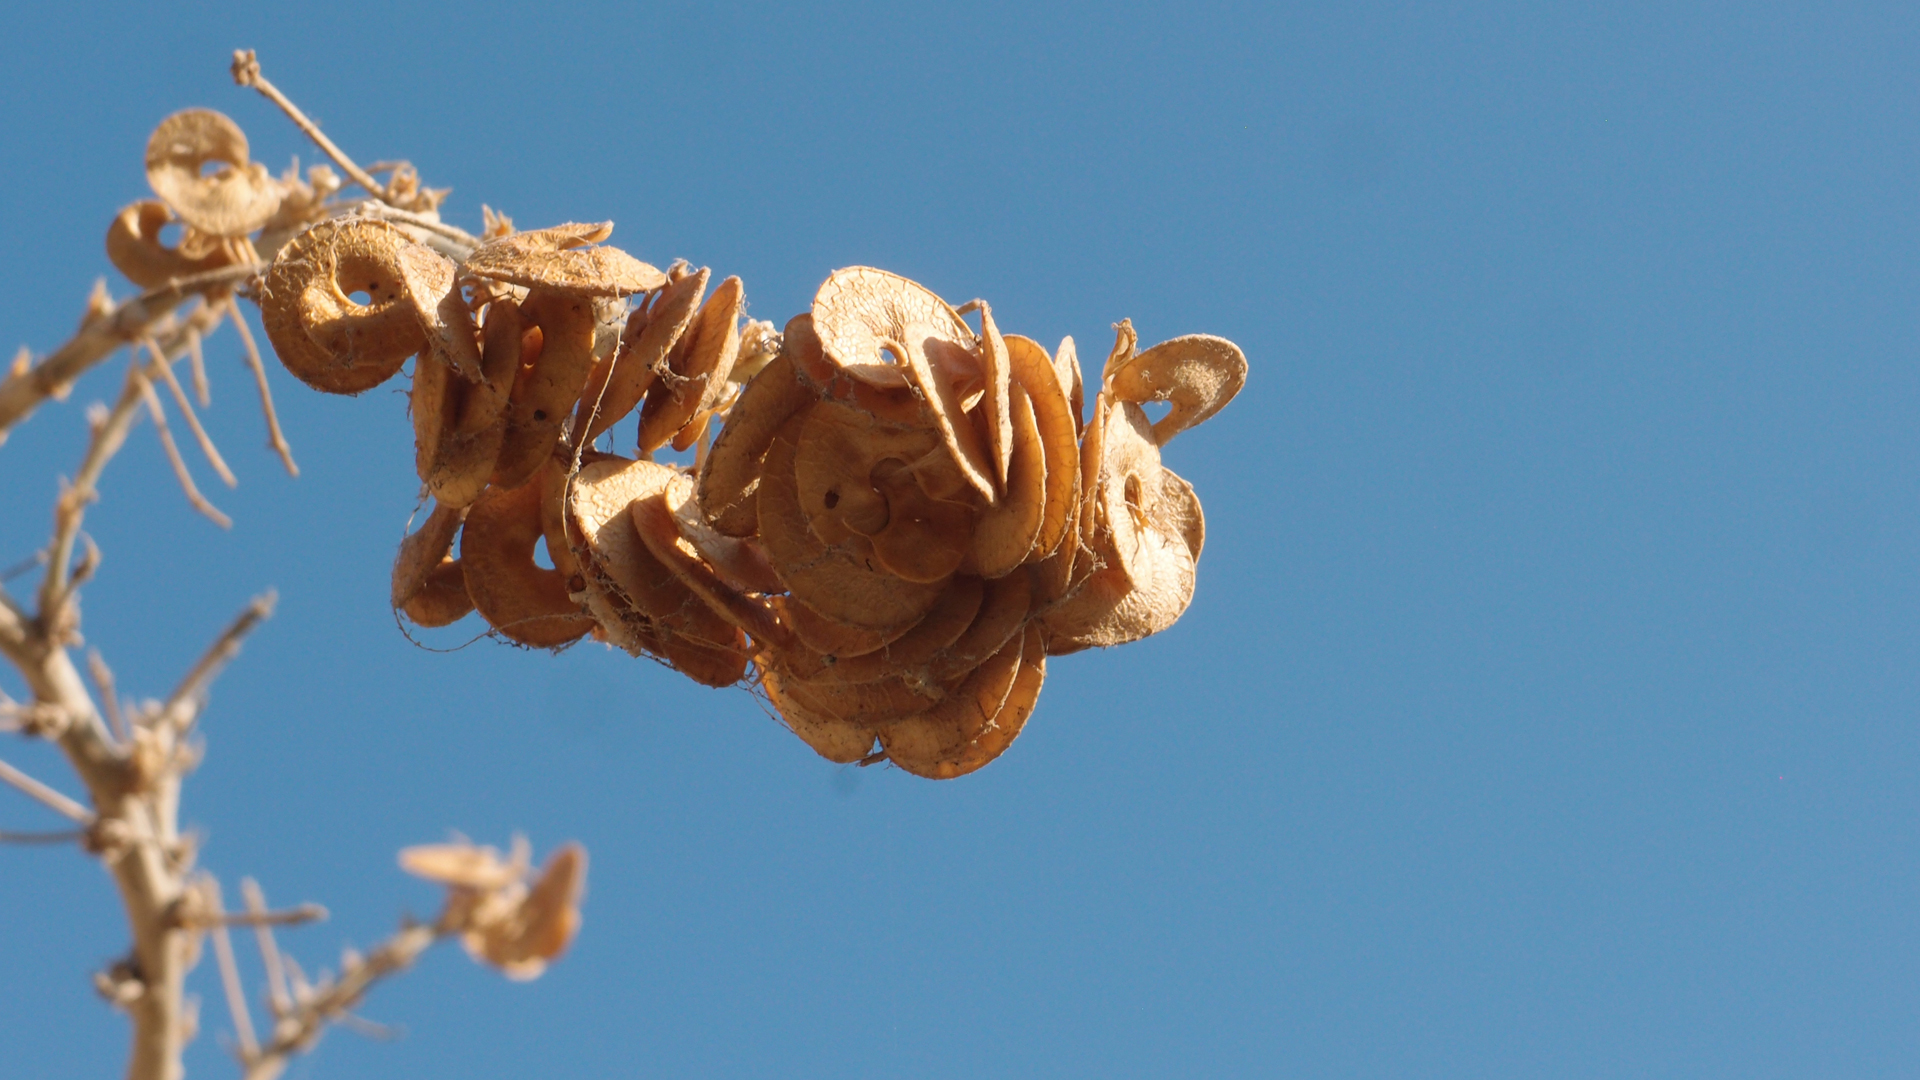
(638, 275, 743, 453)
(461, 470, 595, 648)
(1003, 333, 1081, 560)
(391, 502, 473, 627)
(145, 109, 282, 238)
(573, 266, 708, 448)
(1108, 334, 1248, 446)
(462, 844, 587, 982)
(105, 200, 234, 288)
(699, 335, 817, 537)
(259, 219, 458, 394)
(961, 382, 1047, 579)
(879, 625, 1027, 778)
(812, 266, 975, 390)
(760, 666, 880, 764)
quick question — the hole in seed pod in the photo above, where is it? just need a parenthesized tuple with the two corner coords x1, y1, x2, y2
(198, 160, 226, 178)
(533, 409, 548, 421)
(347, 288, 374, 306)
(533, 534, 557, 571)
(1141, 400, 1173, 425)
(158, 221, 183, 248)
(824, 489, 840, 510)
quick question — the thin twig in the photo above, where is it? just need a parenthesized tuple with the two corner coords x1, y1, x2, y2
(0, 262, 261, 440)
(224, 298, 298, 477)
(86, 649, 128, 743)
(230, 50, 388, 204)
(136, 370, 233, 529)
(161, 591, 276, 731)
(0, 756, 95, 824)
(202, 878, 261, 1059)
(187, 324, 210, 408)
(183, 903, 328, 930)
(242, 879, 294, 1018)
(145, 336, 236, 487)
(0, 827, 85, 844)
(241, 918, 447, 1080)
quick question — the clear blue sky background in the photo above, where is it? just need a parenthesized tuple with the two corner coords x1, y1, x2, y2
(4, 2, 1918, 1077)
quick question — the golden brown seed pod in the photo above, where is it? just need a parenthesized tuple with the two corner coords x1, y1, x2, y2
(1108, 334, 1248, 445)
(812, 574, 983, 686)
(638, 275, 744, 452)
(927, 569, 1032, 684)
(105, 200, 234, 288)
(491, 289, 598, 489)
(462, 843, 587, 982)
(812, 266, 976, 390)
(412, 341, 461, 487)
(574, 266, 708, 447)
(962, 383, 1046, 579)
(900, 332, 998, 505)
(664, 474, 785, 594)
(391, 502, 473, 628)
(769, 594, 913, 661)
(425, 297, 526, 508)
(462, 222, 666, 297)
(972, 301, 1015, 492)
(144, 109, 282, 238)
(461, 476, 595, 648)
(698, 329, 818, 537)
(792, 401, 942, 546)
(866, 458, 976, 584)
(879, 625, 1027, 778)
(631, 494, 791, 655)
(759, 667, 881, 764)
(758, 413, 945, 633)
(1055, 336, 1086, 436)
(783, 312, 927, 427)
(1003, 333, 1081, 561)
(932, 622, 1046, 779)
(259, 219, 452, 394)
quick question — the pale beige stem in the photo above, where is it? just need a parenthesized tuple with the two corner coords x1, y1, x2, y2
(230, 50, 388, 204)
(0, 755, 95, 823)
(224, 299, 299, 477)
(241, 879, 294, 1017)
(136, 371, 233, 529)
(146, 337, 236, 487)
(203, 878, 261, 1059)
(161, 592, 276, 732)
(242, 919, 448, 1080)
(87, 649, 128, 744)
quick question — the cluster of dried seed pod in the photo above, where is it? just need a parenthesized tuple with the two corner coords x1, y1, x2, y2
(251, 189, 1242, 779)
(399, 838, 586, 981)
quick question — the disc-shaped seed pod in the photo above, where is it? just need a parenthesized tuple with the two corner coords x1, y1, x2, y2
(391, 502, 473, 628)
(879, 624, 1027, 778)
(866, 457, 976, 584)
(759, 666, 880, 764)
(961, 383, 1047, 579)
(631, 493, 791, 655)
(663, 475, 784, 595)
(259, 219, 455, 394)
(900, 332, 997, 505)
(972, 301, 1015, 492)
(699, 339, 816, 538)
(792, 401, 942, 546)
(463, 222, 665, 296)
(810, 574, 983, 687)
(462, 844, 587, 982)
(425, 297, 529, 508)
(926, 569, 1032, 684)
(144, 109, 282, 238)
(638, 275, 743, 453)
(783, 311, 927, 427)
(1054, 336, 1085, 437)
(1108, 334, 1247, 446)
(461, 476, 595, 648)
(769, 594, 914, 662)
(757, 413, 945, 633)
(812, 266, 975, 390)
(105, 200, 234, 288)
(883, 622, 1046, 780)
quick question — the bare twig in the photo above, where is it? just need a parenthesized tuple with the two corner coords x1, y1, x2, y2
(0, 827, 85, 844)
(136, 369, 233, 529)
(242, 879, 294, 1017)
(187, 323, 210, 408)
(230, 50, 388, 205)
(202, 878, 261, 1059)
(225, 298, 299, 477)
(0, 756, 95, 824)
(242, 918, 448, 1080)
(0, 262, 261, 440)
(183, 903, 327, 930)
(146, 336, 236, 487)
(161, 592, 276, 731)
(87, 648, 128, 743)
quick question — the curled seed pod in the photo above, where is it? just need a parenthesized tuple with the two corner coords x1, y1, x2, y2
(461, 476, 595, 648)
(463, 844, 587, 982)
(962, 383, 1047, 579)
(758, 413, 944, 633)
(866, 457, 975, 584)
(927, 569, 1032, 684)
(1108, 334, 1248, 445)
(392, 502, 473, 627)
(259, 219, 451, 394)
(698, 332, 816, 538)
(760, 666, 880, 764)
(1054, 336, 1085, 437)
(491, 289, 598, 489)
(632, 493, 791, 655)
(664, 475, 784, 594)
(812, 266, 974, 390)
(574, 267, 709, 447)
(783, 312, 927, 426)
(769, 594, 913, 662)
(638, 275, 743, 453)
(973, 301, 1015, 492)
(425, 297, 526, 508)
(792, 401, 941, 546)
(900, 333, 997, 505)
(144, 109, 282, 238)
(813, 574, 983, 687)
(1004, 334, 1081, 561)
(105, 200, 233, 288)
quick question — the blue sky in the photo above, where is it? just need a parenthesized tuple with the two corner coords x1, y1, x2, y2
(4, 2, 1919, 1076)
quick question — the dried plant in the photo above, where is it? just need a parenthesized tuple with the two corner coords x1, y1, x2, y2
(2, 52, 586, 1080)
(6, 44, 1246, 1079)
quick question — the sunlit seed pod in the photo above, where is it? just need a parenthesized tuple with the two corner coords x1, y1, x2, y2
(771, 665, 942, 728)
(1039, 525, 1195, 654)
(811, 266, 975, 390)
(1028, 488, 1083, 606)
(105, 200, 233, 288)
(783, 311, 927, 426)
(403, 559, 475, 627)
(901, 334, 997, 505)
(793, 401, 942, 546)
(412, 345, 461, 486)
(639, 275, 744, 453)
(757, 414, 945, 633)
(972, 301, 1015, 493)
(759, 666, 880, 764)
(731, 318, 782, 384)
(1003, 333, 1081, 561)
(879, 625, 1027, 778)
(923, 622, 1046, 779)
(699, 337, 816, 538)
(962, 383, 1047, 579)
(1054, 335, 1085, 437)
(491, 289, 598, 489)
(664, 474, 785, 595)
(573, 266, 708, 447)
(631, 493, 791, 655)
(392, 503, 474, 628)
(1099, 318, 1140, 386)
(144, 109, 282, 238)
(460, 474, 595, 648)
(398, 841, 525, 891)
(461, 222, 665, 297)
(768, 594, 914, 661)
(1108, 334, 1248, 446)
(866, 461, 975, 584)
(259, 219, 445, 394)
(425, 297, 524, 508)
(464, 843, 587, 982)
